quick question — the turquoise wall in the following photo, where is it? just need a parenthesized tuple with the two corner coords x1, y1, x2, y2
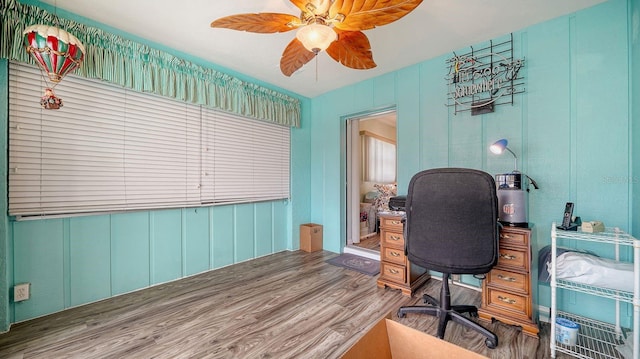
(0, 60, 9, 332)
(310, 0, 635, 325)
(8, 204, 290, 323)
(632, 0, 640, 239)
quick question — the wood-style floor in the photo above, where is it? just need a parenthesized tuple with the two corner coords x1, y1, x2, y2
(353, 234, 380, 251)
(0, 250, 572, 358)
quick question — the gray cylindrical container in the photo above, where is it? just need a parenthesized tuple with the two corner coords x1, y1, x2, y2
(495, 172, 528, 227)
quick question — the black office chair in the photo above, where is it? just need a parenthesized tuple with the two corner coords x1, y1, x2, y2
(397, 168, 500, 349)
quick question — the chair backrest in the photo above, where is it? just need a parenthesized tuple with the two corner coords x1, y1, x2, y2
(405, 168, 499, 275)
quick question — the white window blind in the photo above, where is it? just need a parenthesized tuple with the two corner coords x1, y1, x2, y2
(362, 135, 396, 183)
(201, 108, 290, 204)
(8, 62, 290, 218)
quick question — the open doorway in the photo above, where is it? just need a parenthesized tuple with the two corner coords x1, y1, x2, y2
(345, 109, 397, 259)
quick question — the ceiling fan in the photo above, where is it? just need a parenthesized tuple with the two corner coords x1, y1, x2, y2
(211, 0, 423, 77)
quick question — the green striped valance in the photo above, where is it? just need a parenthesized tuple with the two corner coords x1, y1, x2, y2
(1, 0, 300, 127)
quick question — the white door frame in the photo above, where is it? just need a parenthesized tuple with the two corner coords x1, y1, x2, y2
(343, 107, 396, 259)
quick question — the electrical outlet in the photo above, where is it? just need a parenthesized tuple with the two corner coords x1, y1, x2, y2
(14, 283, 30, 302)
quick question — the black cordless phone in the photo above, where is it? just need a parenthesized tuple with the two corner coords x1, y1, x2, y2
(559, 202, 574, 230)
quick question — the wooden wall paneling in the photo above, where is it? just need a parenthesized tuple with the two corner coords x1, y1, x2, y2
(13, 219, 64, 321)
(0, 58, 8, 332)
(309, 95, 328, 230)
(633, 0, 640, 239)
(110, 212, 150, 295)
(575, 0, 630, 228)
(419, 56, 450, 170)
(69, 215, 111, 306)
(312, 92, 342, 254)
(212, 206, 235, 269)
(234, 204, 255, 262)
(290, 99, 313, 251)
(449, 111, 483, 168)
(151, 209, 183, 284)
(185, 208, 210, 275)
(523, 17, 571, 225)
(272, 200, 288, 252)
(352, 80, 375, 111)
(255, 202, 274, 257)
(396, 65, 421, 192)
(373, 72, 396, 107)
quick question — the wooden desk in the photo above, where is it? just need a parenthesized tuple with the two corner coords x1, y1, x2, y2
(478, 226, 539, 337)
(376, 212, 430, 296)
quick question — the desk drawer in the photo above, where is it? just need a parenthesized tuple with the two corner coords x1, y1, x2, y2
(485, 288, 529, 318)
(380, 262, 406, 284)
(497, 248, 527, 271)
(487, 269, 527, 293)
(381, 231, 404, 248)
(381, 217, 403, 231)
(500, 230, 527, 246)
(382, 247, 406, 265)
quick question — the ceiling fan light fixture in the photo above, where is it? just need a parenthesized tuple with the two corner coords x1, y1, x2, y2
(296, 23, 336, 53)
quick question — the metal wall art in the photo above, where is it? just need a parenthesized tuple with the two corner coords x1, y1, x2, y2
(446, 33, 525, 115)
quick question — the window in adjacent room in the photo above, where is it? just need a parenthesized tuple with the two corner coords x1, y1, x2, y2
(361, 132, 396, 183)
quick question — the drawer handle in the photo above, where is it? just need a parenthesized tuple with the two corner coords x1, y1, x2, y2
(388, 268, 400, 274)
(390, 251, 401, 257)
(497, 274, 517, 282)
(500, 234, 513, 239)
(498, 295, 517, 305)
(391, 220, 402, 225)
(389, 235, 401, 241)
(500, 253, 517, 260)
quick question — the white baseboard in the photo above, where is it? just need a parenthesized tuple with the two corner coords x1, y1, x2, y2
(343, 246, 380, 261)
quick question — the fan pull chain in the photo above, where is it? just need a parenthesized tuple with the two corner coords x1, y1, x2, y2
(315, 54, 318, 82)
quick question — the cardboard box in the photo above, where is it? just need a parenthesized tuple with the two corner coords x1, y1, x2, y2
(341, 313, 488, 359)
(300, 223, 323, 252)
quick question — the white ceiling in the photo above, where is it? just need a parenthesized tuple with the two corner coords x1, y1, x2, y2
(40, 0, 607, 98)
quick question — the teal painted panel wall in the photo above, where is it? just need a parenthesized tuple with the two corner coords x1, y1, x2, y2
(0, 59, 9, 331)
(111, 212, 151, 295)
(272, 200, 290, 252)
(311, 0, 635, 326)
(185, 208, 210, 276)
(235, 204, 255, 262)
(631, 0, 640, 239)
(13, 220, 65, 320)
(69, 216, 111, 306)
(290, 99, 312, 251)
(255, 202, 273, 257)
(396, 66, 421, 192)
(211, 206, 235, 269)
(7, 201, 291, 323)
(309, 78, 400, 252)
(151, 209, 183, 284)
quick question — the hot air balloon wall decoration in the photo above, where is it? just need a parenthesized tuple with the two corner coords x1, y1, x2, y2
(23, 24, 86, 110)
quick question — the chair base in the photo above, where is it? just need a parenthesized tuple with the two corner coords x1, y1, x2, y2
(397, 275, 498, 349)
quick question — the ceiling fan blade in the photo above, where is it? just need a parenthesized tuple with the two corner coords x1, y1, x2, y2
(326, 29, 376, 70)
(211, 13, 301, 33)
(290, 0, 333, 15)
(280, 38, 316, 76)
(330, 0, 423, 31)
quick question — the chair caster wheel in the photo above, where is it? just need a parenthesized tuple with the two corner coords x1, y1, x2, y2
(397, 310, 406, 318)
(469, 311, 478, 318)
(485, 338, 498, 349)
